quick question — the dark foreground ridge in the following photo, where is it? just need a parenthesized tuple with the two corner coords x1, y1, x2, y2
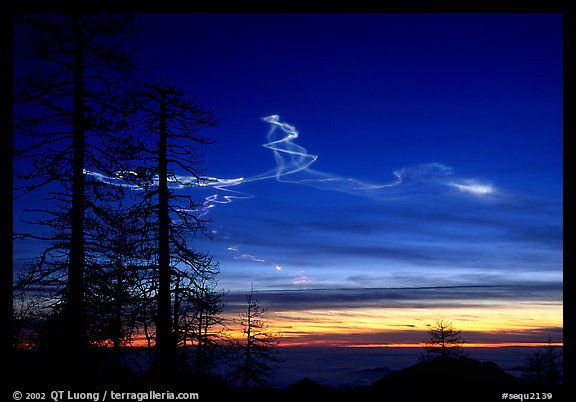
(11, 351, 566, 401)
(372, 356, 526, 388)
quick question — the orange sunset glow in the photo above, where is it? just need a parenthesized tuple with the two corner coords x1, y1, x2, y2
(122, 302, 562, 349)
(221, 302, 563, 347)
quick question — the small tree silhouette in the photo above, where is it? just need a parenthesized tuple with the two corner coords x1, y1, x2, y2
(421, 318, 465, 360)
(233, 286, 280, 389)
(523, 338, 563, 385)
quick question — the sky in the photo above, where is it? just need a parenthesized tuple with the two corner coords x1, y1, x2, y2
(13, 13, 563, 347)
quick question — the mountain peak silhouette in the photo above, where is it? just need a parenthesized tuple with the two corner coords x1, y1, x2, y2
(371, 357, 527, 389)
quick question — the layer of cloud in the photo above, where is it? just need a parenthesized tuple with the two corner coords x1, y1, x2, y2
(222, 284, 562, 313)
(265, 327, 564, 347)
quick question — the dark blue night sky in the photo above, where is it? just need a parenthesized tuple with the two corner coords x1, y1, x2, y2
(13, 13, 563, 345)
(128, 13, 563, 286)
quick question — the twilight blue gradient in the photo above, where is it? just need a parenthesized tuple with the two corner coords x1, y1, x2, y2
(14, 14, 562, 307)
(132, 13, 562, 293)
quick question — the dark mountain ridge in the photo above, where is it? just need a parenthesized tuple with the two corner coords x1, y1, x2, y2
(12, 350, 566, 401)
(371, 356, 526, 389)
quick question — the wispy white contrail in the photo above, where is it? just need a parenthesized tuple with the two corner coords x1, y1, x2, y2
(86, 114, 495, 214)
(198, 114, 494, 211)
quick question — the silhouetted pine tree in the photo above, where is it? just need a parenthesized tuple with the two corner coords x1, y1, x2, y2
(175, 272, 229, 377)
(13, 13, 138, 373)
(233, 286, 280, 389)
(523, 339, 563, 385)
(421, 318, 466, 360)
(122, 81, 217, 376)
(84, 204, 151, 370)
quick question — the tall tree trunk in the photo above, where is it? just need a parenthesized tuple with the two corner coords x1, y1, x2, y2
(173, 274, 180, 343)
(113, 257, 123, 372)
(67, 13, 87, 366)
(242, 311, 252, 389)
(156, 94, 175, 373)
(197, 305, 205, 375)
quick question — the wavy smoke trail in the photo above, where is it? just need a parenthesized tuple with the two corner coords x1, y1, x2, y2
(86, 114, 493, 212)
(85, 115, 493, 283)
(199, 115, 493, 213)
